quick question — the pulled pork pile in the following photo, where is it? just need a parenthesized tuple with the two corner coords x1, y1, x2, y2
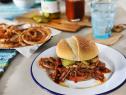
(39, 57, 111, 83)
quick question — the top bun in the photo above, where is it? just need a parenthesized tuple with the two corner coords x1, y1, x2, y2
(56, 35, 99, 61)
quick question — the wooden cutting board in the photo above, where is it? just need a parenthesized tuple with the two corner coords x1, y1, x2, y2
(15, 10, 91, 32)
(85, 29, 123, 46)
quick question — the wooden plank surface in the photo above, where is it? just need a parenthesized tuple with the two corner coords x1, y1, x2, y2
(15, 10, 91, 32)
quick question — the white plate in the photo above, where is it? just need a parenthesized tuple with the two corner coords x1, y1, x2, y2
(31, 43, 126, 95)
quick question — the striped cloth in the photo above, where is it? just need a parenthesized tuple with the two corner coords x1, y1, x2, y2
(0, 49, 17, 77)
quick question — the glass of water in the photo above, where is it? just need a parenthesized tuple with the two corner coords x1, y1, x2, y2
(90, 0, 116, 39)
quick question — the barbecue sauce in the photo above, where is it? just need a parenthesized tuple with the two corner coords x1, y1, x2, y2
(66, 0, 85, 22)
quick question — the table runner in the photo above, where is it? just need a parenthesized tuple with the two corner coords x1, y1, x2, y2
(0, 50, 17, 77)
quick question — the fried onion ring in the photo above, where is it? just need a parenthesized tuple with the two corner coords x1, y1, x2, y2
(21, 26, 51, 45)
(0, 43, 20, 48)
(0, 24, 51, 48)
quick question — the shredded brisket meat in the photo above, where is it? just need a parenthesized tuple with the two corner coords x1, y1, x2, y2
(39, 57, 111, 83)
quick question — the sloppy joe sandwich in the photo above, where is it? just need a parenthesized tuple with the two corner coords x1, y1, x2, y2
(39, 36, 111, 84)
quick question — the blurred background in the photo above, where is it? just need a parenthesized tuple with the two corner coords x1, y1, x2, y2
(0, 0, 126, 19)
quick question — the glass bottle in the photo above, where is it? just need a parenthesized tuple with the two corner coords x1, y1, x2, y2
(41, 0, 60, 19)
(66, 0, 85, 22)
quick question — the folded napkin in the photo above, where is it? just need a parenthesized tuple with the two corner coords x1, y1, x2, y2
(0, 49, 17, 77)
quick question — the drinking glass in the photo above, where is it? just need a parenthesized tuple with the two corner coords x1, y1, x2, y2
(66, 0, 85, 22)
(90, 0, 116, 39)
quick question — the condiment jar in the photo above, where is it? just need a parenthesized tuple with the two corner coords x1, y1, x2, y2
(66, 0, 85, 22)
(41, 0, 60, 19)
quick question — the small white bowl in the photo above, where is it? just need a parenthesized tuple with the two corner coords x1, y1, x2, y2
(13, 0, 35, 9)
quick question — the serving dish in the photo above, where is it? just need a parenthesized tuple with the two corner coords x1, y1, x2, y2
(31, 43, 126, 95)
